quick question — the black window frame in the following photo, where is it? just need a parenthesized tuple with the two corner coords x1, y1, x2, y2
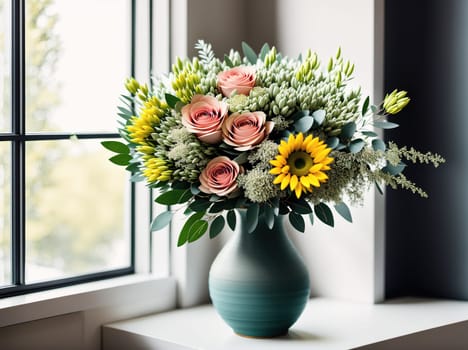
(0, 0, 137, 298)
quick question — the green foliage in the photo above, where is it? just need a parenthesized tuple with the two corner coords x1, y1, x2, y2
(165, 93, 181, 108)
(289, 211, 305, 232)
(155, 189, 192, 205)
(241, 42, 257, 64)
(177, 211, 206, 246)
(101, 141, 130, 154)
(209, 215, 225, 239)
(151, 211, 173, 231)
(334, 202, 353, 223)
(314, 203, 334, 227)
(227, 210, 236, 231)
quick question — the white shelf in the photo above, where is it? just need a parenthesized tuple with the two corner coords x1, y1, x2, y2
(103, 297, 468, 350)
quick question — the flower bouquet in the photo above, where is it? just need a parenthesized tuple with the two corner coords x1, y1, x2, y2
(103, 41, 444, 337)
(103, 41, 444, 240)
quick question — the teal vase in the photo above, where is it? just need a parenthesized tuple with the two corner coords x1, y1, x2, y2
(209, 209, 310, 337)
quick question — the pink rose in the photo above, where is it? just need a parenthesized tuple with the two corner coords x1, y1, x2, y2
(181, 95, 228, 144)
(222, 111, 274, 151)
(217, 66, 256, 97)
(199, 156, 241, 196)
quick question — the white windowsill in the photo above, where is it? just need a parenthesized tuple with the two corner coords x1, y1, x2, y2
(0, 274, 177, 328)
(103, 297, 468, 350)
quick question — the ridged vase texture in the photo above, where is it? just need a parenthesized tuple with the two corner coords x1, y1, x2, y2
(209, 210, 310, 337)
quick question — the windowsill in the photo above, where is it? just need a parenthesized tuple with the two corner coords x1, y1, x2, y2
(103, 297, 468, 350)
(0, 274, 176, 328)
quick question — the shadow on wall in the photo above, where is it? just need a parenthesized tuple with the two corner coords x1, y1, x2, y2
(187, 0, 278, 56)
(385, 0, 468, 300)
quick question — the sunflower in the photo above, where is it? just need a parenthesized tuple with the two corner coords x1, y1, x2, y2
(269, 133, 333, 198)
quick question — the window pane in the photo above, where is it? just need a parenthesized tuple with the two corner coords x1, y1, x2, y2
(0, 142, 11, 285)
(25, 0, 130, 133)
(25, 139, 130, 283)
(0, 0, 11, 132)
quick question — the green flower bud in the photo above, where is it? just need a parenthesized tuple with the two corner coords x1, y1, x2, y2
(125, 78, 140, 95)
(383, 89, 410, 114)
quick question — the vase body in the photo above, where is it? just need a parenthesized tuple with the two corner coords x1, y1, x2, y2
(209, 210, 310, 337)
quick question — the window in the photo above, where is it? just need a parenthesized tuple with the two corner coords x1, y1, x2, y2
(0, 0, 137, 297)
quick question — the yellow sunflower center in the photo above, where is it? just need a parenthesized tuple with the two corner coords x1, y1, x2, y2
(287, 151, 314, 177)
(269, 132, 334, 198)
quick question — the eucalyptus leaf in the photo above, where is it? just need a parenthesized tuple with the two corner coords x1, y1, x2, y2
(101, 141, 130, 154)
(372, 138, 386, 151)
(109, 154, 132, 166)
(165, 93, 181, 109)
(334, 202, 353, 223)
(341, 122, 356, 139)
(259, 43, 270, 60)
(294, 116, 314, 133)
(349, 139, 365, 153)
(227, 210, 236, 231)
(309, 212, 314, 225)
(241, 41, 257, 64)
(291, 110, 310, 121)
(189, 198, 212, 212)
(382, 162, 406, 175)
(289, 197, 312, 214)
(130, 173, 145, 182)
(312, 109, 326, 125)
(289, 211, 305, 233)
(314, 203, 334, 227)
(209, 215, 225, 239)
(373, 121, 399, 129)
(362, 131, 378, 137)
(362, 96, 370, 116)
(209, 200, 226, 213)
(335, 143, 347, 151)
(150, 211, 173, 231)
(370, 105, 379, 113)
(190, 184, 201, 195)
(326, 137, 339, 149)
(246, 203, 260, 233)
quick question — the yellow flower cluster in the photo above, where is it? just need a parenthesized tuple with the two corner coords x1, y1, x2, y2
(270, 133, 333, 198)
(143, 157, 172, 182)
(126, 96, 167, 145)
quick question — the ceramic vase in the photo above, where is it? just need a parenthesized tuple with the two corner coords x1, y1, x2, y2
(209, 209, 310, 337)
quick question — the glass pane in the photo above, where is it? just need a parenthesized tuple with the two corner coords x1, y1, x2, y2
(25, 139, 130, 283)
(25, 0, 130, 133)
(0, 142, 11, 285)
(0, 0, 11, 132)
